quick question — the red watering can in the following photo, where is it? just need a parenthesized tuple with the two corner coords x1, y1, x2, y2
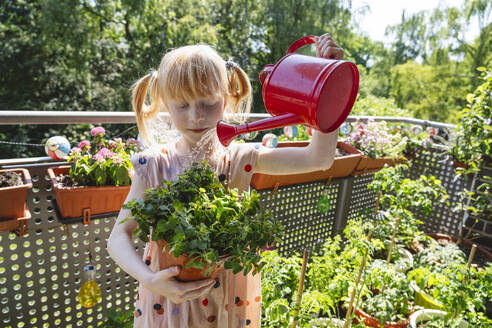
(216, 35, 359, 147)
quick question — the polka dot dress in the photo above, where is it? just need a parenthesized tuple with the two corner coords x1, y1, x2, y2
(129, 142, 262, 328)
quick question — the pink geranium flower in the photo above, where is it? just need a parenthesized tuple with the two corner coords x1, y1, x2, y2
(78, 140, 91, 149)
(91, 126, 106, 136)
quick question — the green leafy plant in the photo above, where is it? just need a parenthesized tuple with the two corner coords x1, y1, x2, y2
(101, 309, 134, 328)
(67, 126, 141, 186)
(123, 161, 283, 276)
(449, 68, 491, 172)
(367, 165, 449, 254)
(260, 250, 302, 327)
(361, 260, 414, 324)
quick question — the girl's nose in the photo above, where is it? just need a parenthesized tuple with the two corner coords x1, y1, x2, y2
(190, 105, 205, 123)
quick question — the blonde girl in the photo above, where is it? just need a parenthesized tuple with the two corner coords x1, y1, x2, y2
(107, 33, 343, 327)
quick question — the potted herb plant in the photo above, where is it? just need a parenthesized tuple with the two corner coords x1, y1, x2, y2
(123, 161, 283, 281)
(344, 120, 408, 175)
(0, 168, 32, 233)
(47, 126, 141, 220)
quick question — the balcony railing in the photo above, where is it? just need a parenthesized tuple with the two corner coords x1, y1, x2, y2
(2, 111, 487, 328)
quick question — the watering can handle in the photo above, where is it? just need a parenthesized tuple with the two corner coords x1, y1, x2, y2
(286, 35, 317, 54)
(259, 65, 275, 85)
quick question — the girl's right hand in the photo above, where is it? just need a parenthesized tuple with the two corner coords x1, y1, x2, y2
(142, 266, 216, 303)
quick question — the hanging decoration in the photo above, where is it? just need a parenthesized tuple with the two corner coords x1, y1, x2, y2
(317, 189, 331, 213)
(262, 133, 278, 148)
(283, 126, 298, 139)
(77, 223, 102, 308)
(243, 131, 258, 141)
(45, 136, 71, 160)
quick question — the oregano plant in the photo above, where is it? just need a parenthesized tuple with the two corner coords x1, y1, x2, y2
(122, 160, 284, 276)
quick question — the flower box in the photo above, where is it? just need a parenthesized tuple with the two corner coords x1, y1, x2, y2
(0, 205, 31, 235)
(352, 156, 406, 176)
(48, 165, 131, 220)
(250, 141, 363, 190)
(0, 168, 32, 220)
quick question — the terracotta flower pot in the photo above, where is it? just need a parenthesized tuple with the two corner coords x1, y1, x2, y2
(47, 166, 131, 219)
(156, 240, 229, 282)
(0, 168, 32, 220)
(0, 204, 31, 236)
(355, 308, 409, 328)
(250, 141, 363, 190)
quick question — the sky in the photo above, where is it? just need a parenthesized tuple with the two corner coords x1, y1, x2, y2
(351, 0, 476, 43)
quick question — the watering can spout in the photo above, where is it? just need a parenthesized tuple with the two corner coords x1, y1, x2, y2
(217, 113, 304, 147)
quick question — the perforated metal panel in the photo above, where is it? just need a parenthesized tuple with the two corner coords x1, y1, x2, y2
(256, 179, 341, 257)
(407, 147, 465, 236)
(0, 163, 144, 328)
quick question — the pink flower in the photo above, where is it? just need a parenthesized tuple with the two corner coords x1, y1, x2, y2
(113, 157, 123, 164)
(126, 138, 140, 146)
(97, 148, 115, 158)
(93, 153, 105, 163)
(78, 140, 91, 149)
(70, 147, 81, 155)
(91, 126, 106, 136)
(114, 137, 122, 143)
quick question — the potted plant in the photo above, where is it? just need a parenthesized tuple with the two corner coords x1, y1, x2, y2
(0, 168, 32, 234)
(123, 161, 284, 281)
(355, 260, 414, 328)
(250, 141, 363, 190)
(47, 126, 141, 220)
(343, 120, 408, 175)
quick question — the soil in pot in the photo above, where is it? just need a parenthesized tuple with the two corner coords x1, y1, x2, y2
(0, 171, 24, 187)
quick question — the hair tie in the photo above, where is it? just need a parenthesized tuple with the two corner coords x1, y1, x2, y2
(149, 69, 158, 79)
(225, 59, 238, 71)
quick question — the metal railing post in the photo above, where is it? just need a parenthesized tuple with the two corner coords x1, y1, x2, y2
(332, 175, 355, 236)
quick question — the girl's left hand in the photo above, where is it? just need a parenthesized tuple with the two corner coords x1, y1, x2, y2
(315, 33, 344, 60)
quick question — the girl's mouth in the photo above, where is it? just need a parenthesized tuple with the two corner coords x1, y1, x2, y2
(188, 128, 207, 133)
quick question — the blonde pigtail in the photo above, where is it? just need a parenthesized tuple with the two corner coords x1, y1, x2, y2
(131, 72, 161, 147)
(227, 65, 252, 123)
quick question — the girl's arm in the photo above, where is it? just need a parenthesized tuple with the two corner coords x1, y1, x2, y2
(255, 34, 344, 175)
(107, 174, 215, 303)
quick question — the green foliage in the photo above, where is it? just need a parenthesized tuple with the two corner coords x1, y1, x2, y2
(260, 250, 301, 327)
(362, 260, 414, 324)
(100, 309, 133, 328)
(123, 160, 283, 276)
(450, 68, 491, 169)
(369, 165, 449, 218)
(67, 127, 140, 186)
(350, 96, 411, 117)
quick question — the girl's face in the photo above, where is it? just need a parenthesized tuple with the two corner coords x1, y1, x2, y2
(167, 94, 225, 146)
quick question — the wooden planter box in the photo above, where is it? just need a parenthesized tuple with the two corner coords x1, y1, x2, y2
(250, 141, 363, 190)
(0, 168, 32, 220)
(47, 166, 131, 220)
